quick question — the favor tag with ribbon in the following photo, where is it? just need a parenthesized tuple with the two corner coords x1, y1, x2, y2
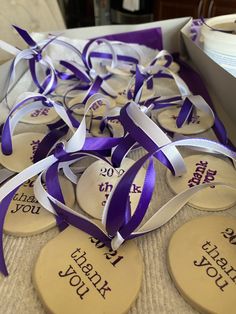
(19, 105, 58, 125)
(166, 154, 236, 211)
(4, 175, 75, 236)
(153, 94, 216, 135)
(116, 84, 155, 105)
(33, 226, 143, 314)
(0, 132, 45, 172)
(68, 96, 116, 117)
(76, 158, 146, 219)
(156, 105, 215, 135)
(168, 215, 236, 314)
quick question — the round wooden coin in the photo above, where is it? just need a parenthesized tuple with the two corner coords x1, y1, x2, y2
(107, 118, 124, 137)
(20, 105, 58, 124)
(4, 176, 75, 236)
(90, 119, 111, 138)
(156, 106, 214, 135)
(68, 96, 115, 117)
(105, 65, 131, 76)
(166, 154, 236, 211)
(116, 86, 155, 105)
(76, 158, 145, 219)
(33, 226, 143, 314)
(0, 132, 45, 172)
(168, 215, 236, 314)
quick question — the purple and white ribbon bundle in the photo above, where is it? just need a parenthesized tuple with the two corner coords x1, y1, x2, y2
(0, 25, 235, 276)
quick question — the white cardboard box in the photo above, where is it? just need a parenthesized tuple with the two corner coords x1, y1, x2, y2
(181, 19, 236, 144)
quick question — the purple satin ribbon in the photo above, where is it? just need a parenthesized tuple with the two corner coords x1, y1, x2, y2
(90, 51, 139, 65)
(60, 60, 91, 83)
(105, 154, 155, 238)
(49, 199, 111, 247)
(190, 19, 203, 43)
(176, 97, 194, 128)
(111, 134, 136, 167)
(1, 95, 56, 155)
(95, 27, 163, 51)
(13, 25, 37, 47)
(119, 103, 175, 174)
(45, 159, 68, 231)
(33, 125, 69, 163)
(174, 54, 232, 148)
(13, 26, 58, 95)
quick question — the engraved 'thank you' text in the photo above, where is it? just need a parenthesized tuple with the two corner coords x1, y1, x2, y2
(188, 160, 217, 188)
(58, 246, 112, 301)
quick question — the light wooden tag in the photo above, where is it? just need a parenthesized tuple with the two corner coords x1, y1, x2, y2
(156, 106, 214, 134)
(20, 106, 58, 124)
(54, 81, 77, 97)
(116, 86, 155, 105)
(166, 154, 236, 211)
(4, 176, 75, 236)
(168, 215, 236, 314)
(90, 119, 111, 138)
(0, 132, 45, 172)
(90, 118, 124, 138)
(107, 118, 124, 137)
(76, 158, 145, 219)
(68, 96, 115, 117)
(33, 226, 143, 314)
(105, 65, 131, 76)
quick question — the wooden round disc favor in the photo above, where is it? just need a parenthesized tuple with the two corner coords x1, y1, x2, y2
(90, 119, 111, 138)
(76, 158, 146, 219)
(156, 106, 214, 135)
(4, 176, 75, 236)
(20, 106, 58, 124)
(166, 154, 236, 211)
(168, 215, 236, 314)
(90, 118, 124, 138)
(107, 119, 124, 137)
(68, 96, 115, 117)
(116, 86, 155, 105)
(33, 226, 143, 314)
(0, 132, 45, 172)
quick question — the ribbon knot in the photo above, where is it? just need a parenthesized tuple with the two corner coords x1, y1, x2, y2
(89, 68, 97, 79)
(32, 49, 43, 62)
(54, 142, 67, 160)
(42, 99, 53, 107)
(111, 232, 125, 251)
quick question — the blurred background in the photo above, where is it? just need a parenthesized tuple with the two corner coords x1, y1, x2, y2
(0, 0, 235, 62)
(58, 0, 236, 28)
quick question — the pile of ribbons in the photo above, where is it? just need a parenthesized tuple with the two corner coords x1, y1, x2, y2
(0, 25, 235, 276)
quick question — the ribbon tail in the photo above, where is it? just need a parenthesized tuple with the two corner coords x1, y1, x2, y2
(12, 25, 37, 47)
